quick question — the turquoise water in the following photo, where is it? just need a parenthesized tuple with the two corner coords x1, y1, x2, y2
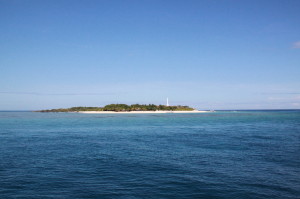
(0, 111, 299, 198)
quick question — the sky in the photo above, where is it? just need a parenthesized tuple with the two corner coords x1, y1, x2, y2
(0, 0, 300, 110)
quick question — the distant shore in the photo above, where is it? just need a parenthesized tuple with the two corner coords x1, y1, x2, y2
(35, 104, 202, 113)
(78, 110, 209, 114)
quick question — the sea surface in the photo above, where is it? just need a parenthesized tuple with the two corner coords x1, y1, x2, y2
(0, 111, 299, 199)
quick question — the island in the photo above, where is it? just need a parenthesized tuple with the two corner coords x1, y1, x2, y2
(36, 104, 208, 113)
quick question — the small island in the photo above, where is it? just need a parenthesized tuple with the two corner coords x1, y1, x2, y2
(36, 104, 207, 113)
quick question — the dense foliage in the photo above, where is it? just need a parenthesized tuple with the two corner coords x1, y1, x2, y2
(38, 107, 104, 112)
(37, 104, 195, 112)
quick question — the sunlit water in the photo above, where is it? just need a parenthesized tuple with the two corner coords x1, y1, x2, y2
(0, 111, 299, 199)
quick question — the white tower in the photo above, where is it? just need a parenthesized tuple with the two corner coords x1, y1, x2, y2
(167, 97, 169, 106)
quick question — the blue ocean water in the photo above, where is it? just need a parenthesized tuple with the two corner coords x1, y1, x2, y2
(0, 111, 299, 199)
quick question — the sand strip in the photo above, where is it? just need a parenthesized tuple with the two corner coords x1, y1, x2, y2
(77, 110, 208, 114)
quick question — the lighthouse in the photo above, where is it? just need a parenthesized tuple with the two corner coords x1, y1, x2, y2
(167, 98, 169, 106)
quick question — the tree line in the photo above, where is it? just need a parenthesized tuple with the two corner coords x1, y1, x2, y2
(37, 104, 195, 112)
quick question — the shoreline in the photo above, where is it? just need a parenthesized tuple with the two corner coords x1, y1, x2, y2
(77, 110, 209, 114)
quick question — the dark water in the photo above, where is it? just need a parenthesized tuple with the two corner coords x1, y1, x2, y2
(0, 111, 299, 199)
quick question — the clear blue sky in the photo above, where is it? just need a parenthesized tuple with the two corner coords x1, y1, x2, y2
(1, 0, 299, 110)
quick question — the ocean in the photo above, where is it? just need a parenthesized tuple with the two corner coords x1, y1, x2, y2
(0, 111, 299, 199)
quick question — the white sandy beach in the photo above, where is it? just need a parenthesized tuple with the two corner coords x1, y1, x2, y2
(78, 110, 209, 114)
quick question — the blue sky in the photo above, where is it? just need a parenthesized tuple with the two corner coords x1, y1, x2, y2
(1, 0, 300, 110)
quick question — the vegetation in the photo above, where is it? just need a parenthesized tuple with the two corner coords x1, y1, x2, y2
(36, 104, 195, 112)
(37, 106, 103, 112)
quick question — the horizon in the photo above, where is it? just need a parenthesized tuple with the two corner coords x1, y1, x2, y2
(1, 107, 300, 112)
(1, 0, 300, 110)
(0, 107, 300, 114)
